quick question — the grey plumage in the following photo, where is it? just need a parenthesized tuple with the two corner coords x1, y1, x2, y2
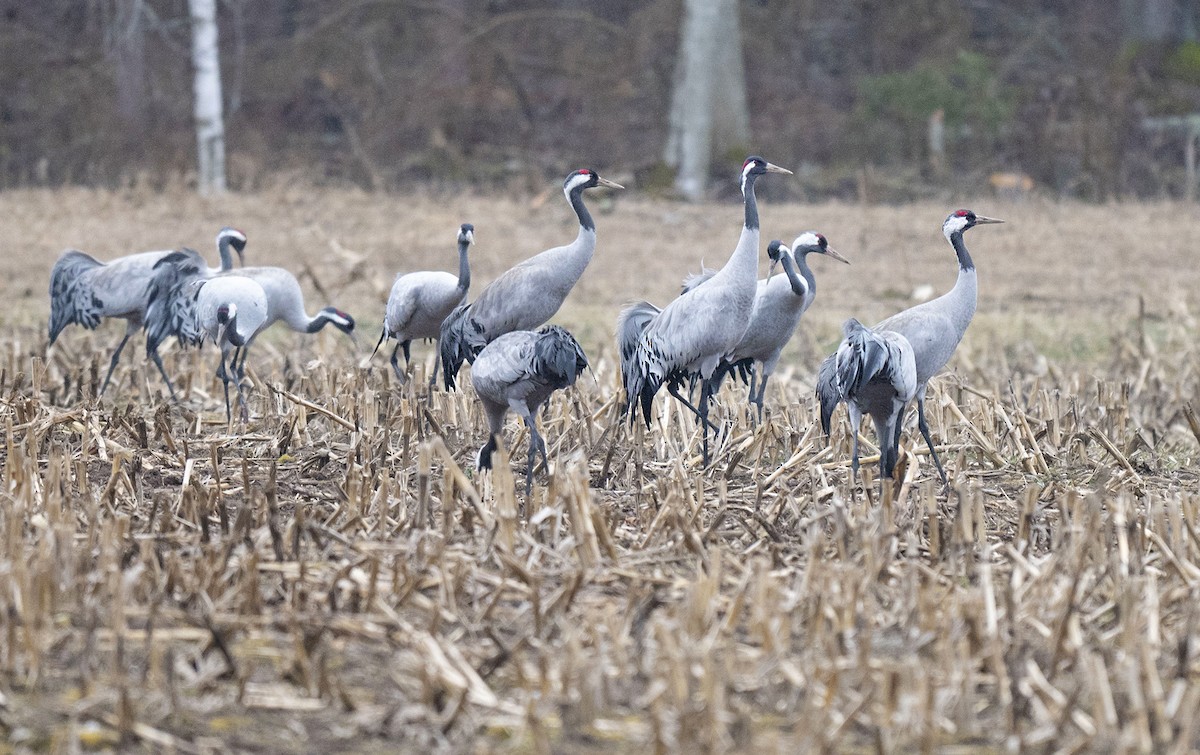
(440, 169, 622, 389)
(620, 156, 792, 464)
(48, 227, 243, 398)
(208, 264, 357, 383)
(816, 319, 916, 479)
(370, 223, 473, 386)
(145, 228, 247, 358)
(817, 209, 1002, 486)
(471, 325, 589, 495)
(707, 233, 849, 418)
(192, 275, 269, 421)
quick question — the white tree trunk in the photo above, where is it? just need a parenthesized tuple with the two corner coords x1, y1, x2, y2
(663, 0, 748, 201)
(189, 0, 226, 194)
(709, 0, 749, 160)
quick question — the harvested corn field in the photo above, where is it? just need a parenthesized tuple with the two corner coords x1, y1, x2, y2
(2, 187, 1200, 752)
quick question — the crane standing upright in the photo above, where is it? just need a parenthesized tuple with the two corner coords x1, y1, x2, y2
(470, 325, 589, 495)
(619, 156, 792, 464)
(440, 169, 622, 389)
(697, 233, 849, 419)
(49, 226, 245, 398)
(370, 223, 474, 386)
(817, 209, 1002, 484)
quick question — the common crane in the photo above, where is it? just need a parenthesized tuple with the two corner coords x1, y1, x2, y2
(440, 169, 622, 389)
(369, 223, 473, 386)
(147, 252, 356, 388)
(471, 325, 589, 495)
(817, 209, 1002, 484)
(619, 156, 791, 464)
(195, 275, 269, 422)
(49, 226, 246, 398)
(817, 318, 916, 481)
(700, 233, 849, 420)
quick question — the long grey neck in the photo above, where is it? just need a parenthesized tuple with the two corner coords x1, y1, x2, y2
(721, 172, 761, 283)
(568, 185, 594, 232)
(227, 313, 246, 346)
(216, 238, 235, 271)
(950, 230, 974, 271)
(783, 251, 814, 298)
(455, 241, 471, 292)
(304, 313, 329, 333)
(943, 231, 978, 331)
(554, 224, 597, 290)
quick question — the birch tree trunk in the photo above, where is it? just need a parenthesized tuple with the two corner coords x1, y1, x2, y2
(189, 0, 226, 194)
(663, 0, 749, 201)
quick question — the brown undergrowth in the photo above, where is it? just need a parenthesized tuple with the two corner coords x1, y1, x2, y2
(0, 304, 1197, 752)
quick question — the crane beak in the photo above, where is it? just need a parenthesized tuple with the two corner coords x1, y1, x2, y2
(764, 162, 793, 175)
(597, 177, 624, 190)
(767, 258, 779, 279)
(974, 216, 1004, 225)
(823, 246, 851, 264)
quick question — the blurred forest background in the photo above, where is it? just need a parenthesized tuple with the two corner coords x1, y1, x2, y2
(2, 0, 1200, 201)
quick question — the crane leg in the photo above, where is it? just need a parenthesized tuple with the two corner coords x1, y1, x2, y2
(916, 397, 949, 487)
(891, 412, 904, 479)
(402, 340, 412, 369)
(522, 414, 548, 498)
(753, 369, 769, 424)
(233, 346, 250, 422)
(667, 381, 720, 433)
(698, 378, 714, 466)
(389, 343, 407, 384)
(428, 341, 442, 392)
(147, 346, 180, 402)
(849, 412, 863, 480)
(99, 323, 137, 396)
(216, 350, 233, 423)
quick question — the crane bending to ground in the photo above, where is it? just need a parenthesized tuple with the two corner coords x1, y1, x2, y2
(695, 233, 849, 420)
(49, 226, 246, 398)
(619, 156, 792, 465)
(193, 275, 269, 422)
(369, 223, 473, 387)
(471, 325, 589, 495)
(146, 247, 357, 405)
(440, 169, 622, 389)
(817, 209, 1002, 484)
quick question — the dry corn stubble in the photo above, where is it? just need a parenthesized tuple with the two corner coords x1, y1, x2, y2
(1, 186, 1199, 751)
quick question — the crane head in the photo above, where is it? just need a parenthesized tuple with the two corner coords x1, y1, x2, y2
(792, 232, 850, 265)
(740, 156, 793, 196)
(217, 227, 248, 265)
(458, 223, 475, 247)
(943, 209, 1003, 239)
(766, 240, 789, 279)
(562, 169, 624, 199)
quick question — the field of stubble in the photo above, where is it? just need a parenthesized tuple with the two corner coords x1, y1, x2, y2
(1, 184, 1199, 753)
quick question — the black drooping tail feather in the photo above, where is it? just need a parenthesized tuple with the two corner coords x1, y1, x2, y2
(144, 250, 206, 355)
(440, 302, 489, 390)
(48, 250, 104, 344)
(533, 324, 589, 389)
(616, 300, 663, 427)
(817, 318, 898, 435)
